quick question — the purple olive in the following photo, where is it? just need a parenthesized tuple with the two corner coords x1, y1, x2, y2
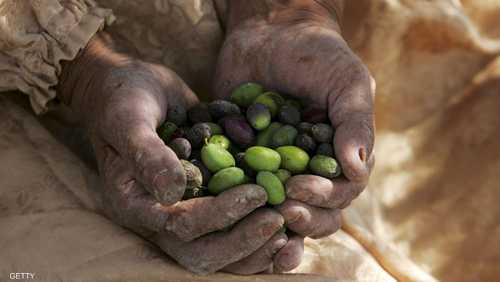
(221, 115, 255, 148)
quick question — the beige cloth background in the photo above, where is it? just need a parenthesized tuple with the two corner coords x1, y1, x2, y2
(1, 0, 500, 281)
(0, 0, 114, 113)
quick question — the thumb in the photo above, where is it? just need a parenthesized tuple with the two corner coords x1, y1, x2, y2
(100, 89, 189, 206)
(329, 68, 375, 184)
(125, 124, 186, 206)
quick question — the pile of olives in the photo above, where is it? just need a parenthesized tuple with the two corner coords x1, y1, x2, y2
(157, 83, 341, 205)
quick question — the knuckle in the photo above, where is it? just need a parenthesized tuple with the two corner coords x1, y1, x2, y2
(327, 210, 342, 233)
(345, 183, 361, 200)
(164, 209, 199, 242)
(311, 210, 342, 239)
(304, 214, 323, 236)
(355, 182, 367, 196)
(302, 224, 318, 237)
(328, 183, 351, 209)
(264, 233, 288, 259)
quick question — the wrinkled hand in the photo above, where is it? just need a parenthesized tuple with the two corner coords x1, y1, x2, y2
(58, 32, 286, 274)
(214, 1, 375, 271)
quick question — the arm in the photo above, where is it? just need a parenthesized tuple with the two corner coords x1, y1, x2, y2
(0, 0, 113, 114)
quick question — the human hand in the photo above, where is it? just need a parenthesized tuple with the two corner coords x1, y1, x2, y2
(214, 0, 375, 271)
(57, 32, 288, 274)
(96, 132, 286, 274)
(98, 141, 286, 274)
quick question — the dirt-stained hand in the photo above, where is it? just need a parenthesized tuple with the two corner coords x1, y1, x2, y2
(58, 32, 286, 274)
(214, 0, 375, 272)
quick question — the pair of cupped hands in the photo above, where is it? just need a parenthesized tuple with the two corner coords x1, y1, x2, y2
(57, 4, 375, 275)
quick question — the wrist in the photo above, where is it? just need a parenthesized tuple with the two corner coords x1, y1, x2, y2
(57, 32, 133, 117)
(225, 0, 343, 33)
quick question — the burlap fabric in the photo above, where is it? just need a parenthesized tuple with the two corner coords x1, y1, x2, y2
(1, 1, 500, 281)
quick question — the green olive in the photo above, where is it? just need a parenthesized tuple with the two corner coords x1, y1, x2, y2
(309, 155, 342, 179)
(244, 146, 281, 172)
(230, 82, 264, 107)
(276, 146, 310, 174)
(209, 135, 231, 150)
(208, 167, 246, 194)
(201, 143, 235, 172)
(256, 171, 286, 205)
(274, 169, 291, 184)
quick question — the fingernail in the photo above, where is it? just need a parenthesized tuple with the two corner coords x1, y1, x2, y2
(152, 168, 184, 205)
(273, 238, 287, 254)
(260, 223, 279, 237)
(286, 209, 303, 225)
(359, 147, 367, 162)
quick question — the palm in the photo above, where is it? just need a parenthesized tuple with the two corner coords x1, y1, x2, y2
(214, 21, 375, 239)
(215, 23, 369, 110)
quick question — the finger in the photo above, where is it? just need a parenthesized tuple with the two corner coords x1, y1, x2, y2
(223, 232, 288, 275)
(164, 184, 268, 241)
(286, 174, 367, 209)
(276, 199, 341, 238)
(155, 208, 285, 274)
(100, 91, 186, 206)
(328, 65, 375, 184)
(99, 65, 200, 206)
(274, 235, 304, 273)
(95, 141, 267, 237)
(93, 139, 172, 233)
(126, 126, 186, 206)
